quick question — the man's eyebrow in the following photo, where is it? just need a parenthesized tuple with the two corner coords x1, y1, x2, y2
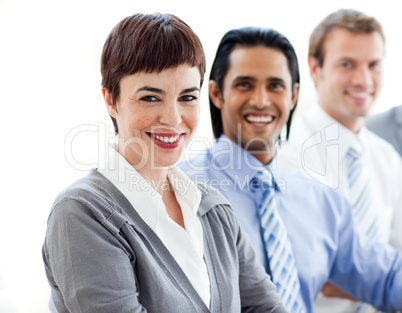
(136, 86, 166, 95)
(233, 76, 286, 83)
(335, 57, 354, 62)
(266, 77, 285, 83)
(233, 76, 257, 82)
(337, 56, 379, 65)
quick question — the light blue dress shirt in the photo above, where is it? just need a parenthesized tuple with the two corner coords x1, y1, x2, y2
(180, 135, 402, 313)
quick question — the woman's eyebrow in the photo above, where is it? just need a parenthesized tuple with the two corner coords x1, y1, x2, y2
(181, 87, 200, 94)
(136, 86, 165, 95)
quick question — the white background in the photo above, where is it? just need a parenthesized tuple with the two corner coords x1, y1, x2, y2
(1, 0, 401, 312)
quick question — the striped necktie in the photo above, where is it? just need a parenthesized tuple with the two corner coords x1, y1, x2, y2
(347, 147, 382, 241)
(254, 169, 305, 313)
(347, 147, 383, 313)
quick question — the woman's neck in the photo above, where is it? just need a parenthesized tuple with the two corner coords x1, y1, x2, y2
(135, 164, 185, 228)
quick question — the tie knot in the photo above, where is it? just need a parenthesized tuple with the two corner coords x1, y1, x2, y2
(347, 146, 362, 161)
(251, 169, 274, 192)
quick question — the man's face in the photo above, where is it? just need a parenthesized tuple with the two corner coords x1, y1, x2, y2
(209, 46, 298, 164)
(309, 28, 384, 132)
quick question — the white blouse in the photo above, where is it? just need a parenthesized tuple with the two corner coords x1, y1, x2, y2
(98, 143, 211, 308)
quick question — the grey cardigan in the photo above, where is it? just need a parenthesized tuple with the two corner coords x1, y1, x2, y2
(42, 170, 286, 313)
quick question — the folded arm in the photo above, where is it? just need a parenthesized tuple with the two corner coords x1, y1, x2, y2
(330, 197, 402, 312)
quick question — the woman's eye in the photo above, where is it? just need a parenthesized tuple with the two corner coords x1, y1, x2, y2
(180, 95, 197, 102)
(140, 95, 159, 102)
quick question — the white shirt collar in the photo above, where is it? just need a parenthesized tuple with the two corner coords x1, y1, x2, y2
(98, 142, 209, 307)
(313, 104, 368, 158)
(98, 143, 202, 230)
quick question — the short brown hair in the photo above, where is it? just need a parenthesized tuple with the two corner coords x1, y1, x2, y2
(101, 13, 206, 133)
(309, 9, 384, 66)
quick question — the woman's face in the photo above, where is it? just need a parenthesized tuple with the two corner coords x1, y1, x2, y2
(104, 65, 201, 171)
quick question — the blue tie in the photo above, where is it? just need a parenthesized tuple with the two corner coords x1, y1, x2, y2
(347, 147, 381, 241)
(254, 169, 305, 313)
(347, 147, 383, 313)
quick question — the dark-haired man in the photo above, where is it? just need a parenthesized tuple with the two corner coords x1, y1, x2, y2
(278, 9, 402, 313)
(180, 26, 402, 313)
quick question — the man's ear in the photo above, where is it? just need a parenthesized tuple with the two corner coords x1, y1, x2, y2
(291, 83, 299, 110)
(209, 80, 224, 109)
(102, 88, 117, 118)
(308, 56, 321, 86)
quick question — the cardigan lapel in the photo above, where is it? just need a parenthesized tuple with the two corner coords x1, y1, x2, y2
(202, 229, 220, 312)
(125, 206, 211, 312)
(89, 170, 211, 312)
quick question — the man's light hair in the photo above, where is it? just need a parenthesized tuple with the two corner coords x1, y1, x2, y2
(309, 9, 384, 66)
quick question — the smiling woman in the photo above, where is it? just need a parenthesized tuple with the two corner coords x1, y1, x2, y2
(41, 12, 287, 313)
(104, 65, 201, 176)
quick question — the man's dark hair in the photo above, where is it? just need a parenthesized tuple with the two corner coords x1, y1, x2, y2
(209, 27, 300, 140)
